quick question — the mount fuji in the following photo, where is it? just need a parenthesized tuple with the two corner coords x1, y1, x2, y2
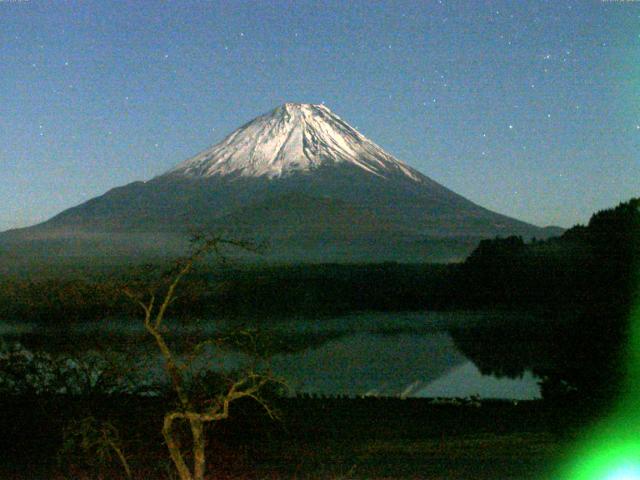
(1, 103, 561, 263)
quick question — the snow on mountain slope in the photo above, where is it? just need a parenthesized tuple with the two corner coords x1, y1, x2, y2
(0, 102, 561, 264)
(167, 103, 424, 182)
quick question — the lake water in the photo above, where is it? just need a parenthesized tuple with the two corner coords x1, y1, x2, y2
(0, 311, 540, 399)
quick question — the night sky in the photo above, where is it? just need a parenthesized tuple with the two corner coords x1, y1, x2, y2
(1, 0, 638, 231)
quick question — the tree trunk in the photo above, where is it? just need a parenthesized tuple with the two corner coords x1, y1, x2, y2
(191, 418, 206, 480)
(163, 415, 193, 480)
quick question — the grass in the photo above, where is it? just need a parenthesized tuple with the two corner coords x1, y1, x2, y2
(0, 396, 578, 479)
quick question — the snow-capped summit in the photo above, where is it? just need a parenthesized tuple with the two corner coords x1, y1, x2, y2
(167, 103, 423, 182)
(1, 102, 561, 263)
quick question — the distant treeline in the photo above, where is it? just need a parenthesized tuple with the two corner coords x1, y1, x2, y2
(2, 199, 637, 407)
(1, 199, 637, 325)
(0, 262, 455, 324)
(449, 198, 639, 404)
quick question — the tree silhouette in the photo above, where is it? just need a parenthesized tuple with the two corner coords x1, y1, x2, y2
(124, 234, 282, 480)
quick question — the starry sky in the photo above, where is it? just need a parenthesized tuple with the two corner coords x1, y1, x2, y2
(1, 0, 638, 231)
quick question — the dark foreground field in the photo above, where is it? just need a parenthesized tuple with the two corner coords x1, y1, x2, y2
(0, 395, 582, 479)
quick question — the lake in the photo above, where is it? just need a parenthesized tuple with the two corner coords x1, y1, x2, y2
(0, 311, 540, 399)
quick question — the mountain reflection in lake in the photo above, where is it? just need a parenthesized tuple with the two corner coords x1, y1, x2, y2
(1, 311, 540, 399)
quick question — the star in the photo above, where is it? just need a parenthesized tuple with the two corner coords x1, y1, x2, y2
(508, 124, 514, 129)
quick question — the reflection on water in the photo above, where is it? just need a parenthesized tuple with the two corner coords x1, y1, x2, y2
(0, 311, 540, 399)
(417, 361, 541, 400)
(271, 332, 466, 397)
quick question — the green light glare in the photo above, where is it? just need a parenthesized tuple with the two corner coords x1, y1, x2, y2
(563, 436, 640, 480)
(604, 464, 640, 480)
(560, 291, 640, 479)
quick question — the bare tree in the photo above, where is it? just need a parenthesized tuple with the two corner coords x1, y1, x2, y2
(60, 416, 133, 480)
(124, 234, 281, 480)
